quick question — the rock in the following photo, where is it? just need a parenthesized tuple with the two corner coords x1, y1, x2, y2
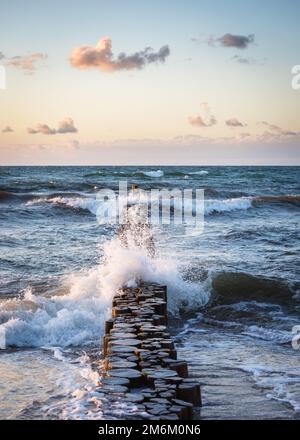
(108, 360, 138, 369)
(124, 393, 145, 403)
(177, 383, 201, 406)
(168, 361, 189, 378)
(101, 377, 130, 386)
(105, 319, 114, 334)
(107, 368, 143, 387)
(100, 282, 200, 420)
(101, 384, 129, 393)
(108, 339, 141, 347)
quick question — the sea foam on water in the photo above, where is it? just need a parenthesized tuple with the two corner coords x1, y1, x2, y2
(0, 206, 209, 348)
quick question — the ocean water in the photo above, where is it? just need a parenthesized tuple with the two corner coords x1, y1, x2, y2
(0, 166, 299, 419)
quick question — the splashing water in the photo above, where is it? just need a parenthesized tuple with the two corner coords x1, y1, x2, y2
(0, 205, 209, 349)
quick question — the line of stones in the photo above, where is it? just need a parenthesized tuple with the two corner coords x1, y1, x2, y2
(100, 283, 201, 420)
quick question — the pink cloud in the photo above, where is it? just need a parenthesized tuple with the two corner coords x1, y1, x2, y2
(70, 37, 170, 72)
(28, 118, 78, 135)
(188, 103, 217, 127)
(7, 53, 47, 73)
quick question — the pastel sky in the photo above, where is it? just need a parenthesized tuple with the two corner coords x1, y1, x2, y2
(0, 0, 300, 165)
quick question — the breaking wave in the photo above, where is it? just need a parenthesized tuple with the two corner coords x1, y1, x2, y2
(136, 170, 164, 178)
(26, 194, 253, 217)
(0, 207, 210, 348)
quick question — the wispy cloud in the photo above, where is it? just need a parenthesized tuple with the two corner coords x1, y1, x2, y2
(28, 117, 78, 135)
(260, 121, 298, 136)
(2, 126, 14, 133)
(203, 33, 255, 49)
(226, 118, 247, 127)
(188, 103, 217, 127)
(70, 37, 170, 72)
(232, 55, 266, 65)
(6, 53, 47, 73)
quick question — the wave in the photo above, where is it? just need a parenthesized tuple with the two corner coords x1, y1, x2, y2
(135, 170, 164, 178)
(0, 209, 210, 348)
(255, 194, 300, 207)
(212, 272, 294, 305)
(0, 190, 17, 201)
(26, 195, 99, 215)
(205, 197, 252, 214)
(239, 364, 300, 412)
(26, 192, 253, 219)
(188, 170, 209, 176)
(241, 325, 293, 344)
(84, 169, 165, 178)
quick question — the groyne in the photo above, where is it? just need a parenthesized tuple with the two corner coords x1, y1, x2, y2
(100, 282, 201, 420)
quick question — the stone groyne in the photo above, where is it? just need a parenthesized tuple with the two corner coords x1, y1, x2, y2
(100, 283, 201, 420)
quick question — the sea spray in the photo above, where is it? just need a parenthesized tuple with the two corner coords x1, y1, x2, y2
(0, 215, 210, 348)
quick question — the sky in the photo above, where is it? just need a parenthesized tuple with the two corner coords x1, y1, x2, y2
(0, 0, 300, 165)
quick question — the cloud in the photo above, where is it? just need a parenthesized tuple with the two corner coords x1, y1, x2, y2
(57, 117, 78, 134)
(226, 118, 246, 127)
(28, 118, 78, 135)
(70, 37, 170, 72)
(188, 103, 217, 127)
(188, 115, 209, 127)
(207, 33, 255, 49)
(6, 53, 47, 73)
(2, 126, 14, 133)
(232, 55, 255, 64)
(261, 121, 281, 132)
(232, 55, 266, 65)
(260, 121, 299, 137)
(28, 124, 56, 135)
(67, 139, 80, 150)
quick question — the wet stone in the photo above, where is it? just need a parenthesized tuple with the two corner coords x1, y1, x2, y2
(108, 360, 138, 369)
(150, 398, 170, 405)
(101, 377, 130, 386)
(101, 384, 129, 393)
(109, 332, 137, 338)
(100, 283, 199, 420)
(147, 405, 170, 416)
(124, 393, 145, 403)
(108, 345, 137, 354)
(108, 339, 141, 347)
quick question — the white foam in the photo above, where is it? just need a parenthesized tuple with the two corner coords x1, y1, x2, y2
(26, 196, 99, 215)
(26, 193, 253, 219)
(138, 170, 164, 178)
(242, 325, 293, 344)
(204, 197, 252, 214)
(189, 170, 209, 175)
(0, 217, 210, 347)
(239, 363, 300, 412)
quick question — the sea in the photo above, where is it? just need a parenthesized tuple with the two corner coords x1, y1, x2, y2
(0, 166, 299, 419)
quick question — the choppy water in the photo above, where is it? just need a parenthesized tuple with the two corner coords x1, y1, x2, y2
(0, 166, 299, 419)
